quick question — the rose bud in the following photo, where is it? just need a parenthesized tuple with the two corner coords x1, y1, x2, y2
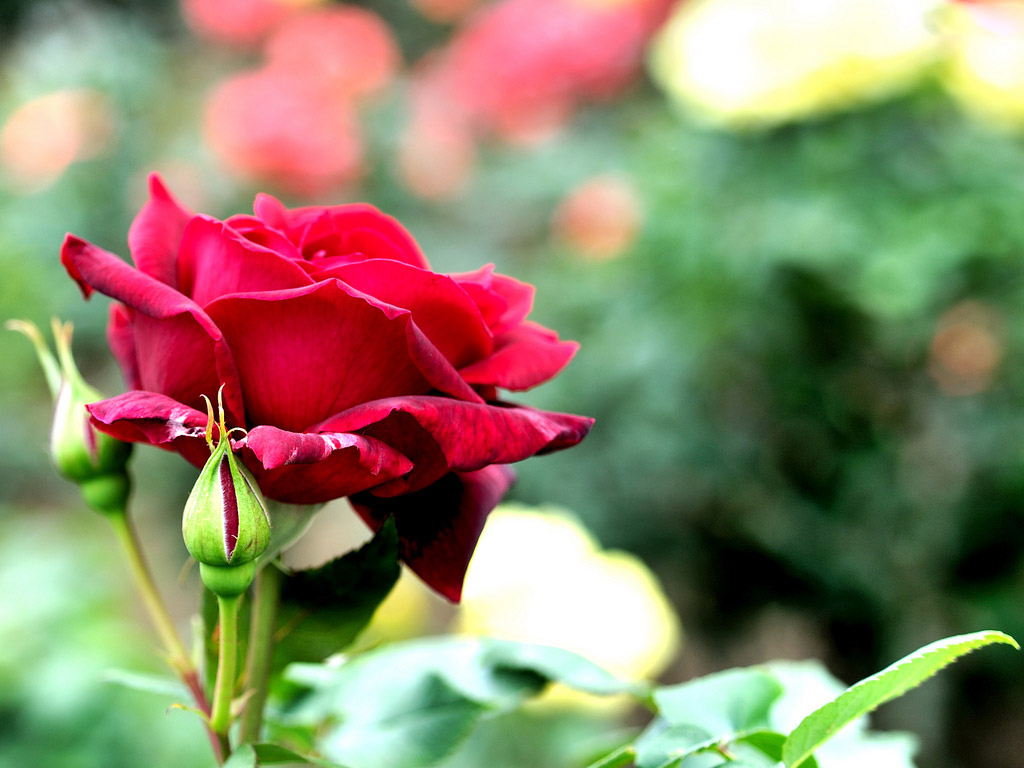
(183, 388, 271, 597)
(7, 318, 132, 516)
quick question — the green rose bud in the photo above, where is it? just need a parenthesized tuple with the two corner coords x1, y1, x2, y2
(183, 388, 270, 596)
(7, 318, 132, 516)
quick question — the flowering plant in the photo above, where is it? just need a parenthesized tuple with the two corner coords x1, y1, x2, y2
(13, 177, 1017, 768)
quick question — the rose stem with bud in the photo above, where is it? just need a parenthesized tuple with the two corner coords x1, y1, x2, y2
(240, 563, 283, 743)
(7, 319, 223, 761)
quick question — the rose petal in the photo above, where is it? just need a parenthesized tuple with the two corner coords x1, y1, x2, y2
(204, 280, 480, 433)
(127, 174, 192, 288)
(317, 394, 594, 493)
(87, 391, 212, 469)
(453, 264, 534, 335)
(242, 424, 413, 503)
(351, 464, 515, 601)
(459, 321, 578, 390)
(282, 204, 430, 269)
(320, 259, 493, 368)
(223, 213, 304, 261)
(177, 216, 313, 305)
(61, 235, 245, 422)
(107, 302, 141, 390)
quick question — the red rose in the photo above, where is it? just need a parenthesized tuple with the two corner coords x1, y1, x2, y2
(61, 175, 592, 600)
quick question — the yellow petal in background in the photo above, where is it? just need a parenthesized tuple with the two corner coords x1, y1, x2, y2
(649, 0, 943, 128)
(457, 504, 682, 683)
(943, 3, 1024, 129)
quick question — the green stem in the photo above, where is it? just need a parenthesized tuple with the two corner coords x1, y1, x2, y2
(108, 512, 191, 667)
(210, 594, 241, 754)
(239, 564, 283, 744)
(106, 511, 223, 762)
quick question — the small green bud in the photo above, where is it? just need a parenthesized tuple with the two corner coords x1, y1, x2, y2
(182, 388, 270, 595)
(7, 318, 132, 516)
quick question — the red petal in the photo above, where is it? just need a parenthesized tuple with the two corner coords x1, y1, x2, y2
(60, 235, 245, 423)
(223, 213, 304, 261)
(242, 425, 414, 504)
(459, 321, 578, 391)
(453, 265, 534, 335)
(127, 174, 192, 288)
(283, 204, 430, 269)
(351, 465, 515, 602)
(87, 391, 212, 469)
(204, 280, 479, 433)
(316, 394, 594, 494)
(107, 302, 141, 390)
(177, 216, 313, 305)
(321, 259, 493, 368)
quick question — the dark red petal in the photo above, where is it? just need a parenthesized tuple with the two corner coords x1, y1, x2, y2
(317, 395, 594, 494)
(204, 281, 474, 433)
(87, 391, 212, 469)
(107, 302, 141, 390)
(60, 235, 245, 423)
(459, 321, 579, 391)
(351, 465, 515, 602)
(285, 204, 430, 269)
(127, 173, 192, 288)
(320, 259, 493, 368)
(242, 425, 413, 504)
(452, 265, 534, 335)
(177, 216, 313, 305)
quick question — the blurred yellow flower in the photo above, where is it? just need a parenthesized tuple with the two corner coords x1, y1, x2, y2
(942, 2, 1024, 128)
(456, 504, 681, 682)
(648, 0, 943, 128)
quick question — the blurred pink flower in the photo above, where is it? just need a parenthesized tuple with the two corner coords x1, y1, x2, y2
(203, 5, 400, 196)
(265, 6, 401, 97)
(410, 0, 674, 145)
(205, 67, 363, 196)
(180, 0, 313, 46)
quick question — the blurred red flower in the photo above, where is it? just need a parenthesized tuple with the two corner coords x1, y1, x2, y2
(203, 5, 400, 196)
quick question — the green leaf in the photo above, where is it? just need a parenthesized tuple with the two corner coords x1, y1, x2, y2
(274, 519, 400, 668)
(782, 631, 1019, 768)
(633, 669, 784, 768)
(584, 744, 636, 768)
(654, 668, 784, 734)
(279, 636, 642, 768)
(223, 742, 349, 767)
(101, 669, 190, 699)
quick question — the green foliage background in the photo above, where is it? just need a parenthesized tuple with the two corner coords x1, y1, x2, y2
(2, 2, 1024, 767)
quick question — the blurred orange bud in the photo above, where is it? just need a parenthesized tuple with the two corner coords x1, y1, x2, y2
(204, 67, 363, 196)
(398, 117, 477, 200)
(265, 6, 401, 98)
(1, 89, 115, 193)
(929, 300, 1004, 396)
(180, 0, 321, 47)
(552, 174, 643, 260)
